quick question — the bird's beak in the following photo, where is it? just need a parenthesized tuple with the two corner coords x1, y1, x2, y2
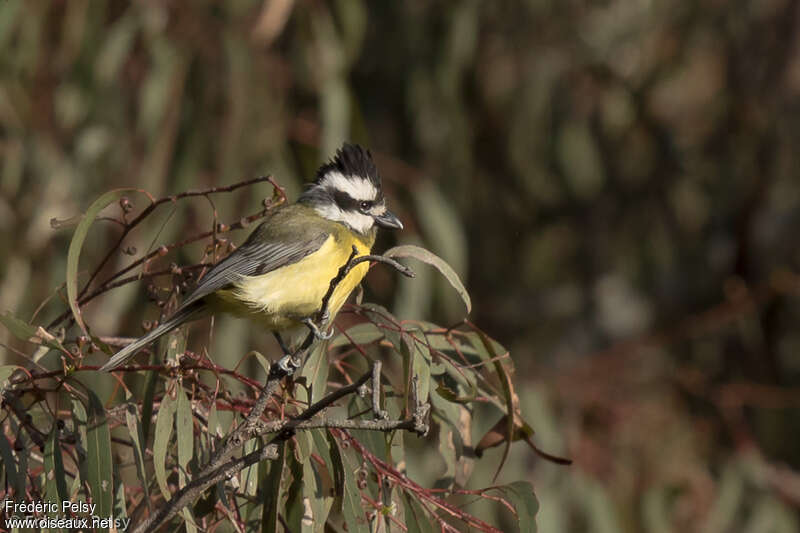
(374, 210, 403, 230)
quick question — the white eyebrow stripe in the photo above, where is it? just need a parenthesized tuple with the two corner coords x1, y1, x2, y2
(320, 170, 378, 201)
(314, 203, 374, 233)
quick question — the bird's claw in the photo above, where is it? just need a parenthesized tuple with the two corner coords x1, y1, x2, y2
(302, 317, 333, 340)
(270, 354, 301, 379)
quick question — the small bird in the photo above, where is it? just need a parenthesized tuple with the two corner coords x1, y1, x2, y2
(100, 143, 403, 371)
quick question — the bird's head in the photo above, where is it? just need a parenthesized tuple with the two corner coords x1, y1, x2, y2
(299, 143, 403, 235)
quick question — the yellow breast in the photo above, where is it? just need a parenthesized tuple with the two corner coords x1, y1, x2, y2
(212, 234, 371, 331)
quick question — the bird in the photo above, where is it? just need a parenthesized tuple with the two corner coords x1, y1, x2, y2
(100, 143, 403, 371)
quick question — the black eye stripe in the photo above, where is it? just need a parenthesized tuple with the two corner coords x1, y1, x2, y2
(332, 190, 377, 211)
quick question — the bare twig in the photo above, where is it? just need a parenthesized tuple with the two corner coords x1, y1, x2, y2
(133, 362, 430, 533)
(48, 178, 285, 330)
(79, 176, 278, 301)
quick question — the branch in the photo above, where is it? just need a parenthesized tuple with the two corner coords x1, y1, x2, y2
(48, 177, 285, 330)
(79, 176, 279, 301)
(132, 362, 430, 532)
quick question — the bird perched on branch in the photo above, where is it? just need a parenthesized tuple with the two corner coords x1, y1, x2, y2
(100, 143, 403, 371)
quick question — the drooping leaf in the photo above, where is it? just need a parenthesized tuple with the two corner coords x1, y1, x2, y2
(468, 329, 516, 480)
(86, 390, 114, 517)
(323, 431, 345, 499)
(494, 481, 539, 533)
(176, 387, 197, 533)
(261, 441, 286, 533)
(403, 491, 435, 533)
(0, 312, 65, 353)
(299, 339, 330, 405)
(0, 430, 21, 497)
(285, 448, 306, 532)
(384, 244, 471, 314)
(0, 365, 21, 394)
(66, 189, 134, 335)
(329, 322, 384, 349)
(303, 451, 333, 533)
(153, 392, 177, 500)
(124, 398, 151, 509)
(411, 336, 431, 406)
(44, 425, 69, 507)
(140, 350, 160, 444)
(240, 437, 260, 498)
(339, 441, 368, 533)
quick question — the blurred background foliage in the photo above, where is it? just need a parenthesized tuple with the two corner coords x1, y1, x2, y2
(1, 0, 800, 531)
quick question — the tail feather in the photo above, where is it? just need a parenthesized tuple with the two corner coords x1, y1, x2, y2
(100, 302, 206, 371)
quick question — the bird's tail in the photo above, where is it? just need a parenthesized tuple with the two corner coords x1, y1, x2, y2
(100, 302, 207, 371)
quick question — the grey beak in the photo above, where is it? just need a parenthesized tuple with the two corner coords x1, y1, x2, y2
(374, 210, 403, 230)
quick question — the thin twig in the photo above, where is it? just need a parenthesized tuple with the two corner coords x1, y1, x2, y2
(132, 364, 428, 533)
(79, 176, 277, 301)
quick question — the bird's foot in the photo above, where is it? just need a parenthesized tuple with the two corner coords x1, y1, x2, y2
(269, 353, 302, 379)
(302, 317, 334, 340)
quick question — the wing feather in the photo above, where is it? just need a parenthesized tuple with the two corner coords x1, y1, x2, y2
(179, 221, 329, 309)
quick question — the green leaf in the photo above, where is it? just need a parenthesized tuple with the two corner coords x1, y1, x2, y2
(323, 431, 345, 499)
(468, 329, 515, 480)
(153, 392, 177, 500)
(339, 442, 368, 533)
(176, 388, 194, 481)
(0, 312, 65, 353)
(66, 189, 135, 336)
(385, 244, 471, 314)
(303, 448, 333, 533)
(176, 387, 197, 532)
(403, 491, 435, 533)
(299, 340, 330, 404)
(494, 481, 539, 533)
(44, 425, 69, 508)
(411, 336, 431, 406)
(124, 398, 150, 509)
(0, 429, 21, 497)
(285, 450, 305, 532)
(240, 438, 260, 498)
(328, 322, 384, 349)
(0, 365, 21, 394)
(86, 390, 114, 518)
(140, 349, 160, 444)
(261, 441, 286, 533)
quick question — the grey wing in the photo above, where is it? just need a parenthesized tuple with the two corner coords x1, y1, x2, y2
(179, 229, 330, 309)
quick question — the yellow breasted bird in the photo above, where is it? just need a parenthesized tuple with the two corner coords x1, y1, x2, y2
(100, 143, 402, 371)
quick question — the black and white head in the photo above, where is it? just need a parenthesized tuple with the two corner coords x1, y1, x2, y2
(299, 143, 403, 234)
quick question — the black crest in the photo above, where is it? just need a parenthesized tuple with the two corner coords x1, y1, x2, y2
(315, 143, 381, 188)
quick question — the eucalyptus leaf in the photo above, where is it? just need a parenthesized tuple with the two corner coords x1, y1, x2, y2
(66, 189, 135, 335)
(385, 244, 470, 314)
(86, 390, 114, 517)
(44, 426, 69, 507)
(494, 481, 539, 533)
(153, 392, 176, 500)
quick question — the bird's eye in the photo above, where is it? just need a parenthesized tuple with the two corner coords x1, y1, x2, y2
(359, 201, 370, 211)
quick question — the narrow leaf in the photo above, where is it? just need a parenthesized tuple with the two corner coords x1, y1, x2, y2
(0, 312, 65, 352)
(86, 390, 114, 517)
(140, 350, 159, 444)
(470, 329, 515, 481)
(285, 450, 305, 532)
(261, 441, 286, 533)
(339, 442, 368, 533)
(124, 399, 151, 509)
(384, 244, 471, 313)
(44, 426, 69, 506)
(154, 392, 177, 500)
(494, 481, 539, 533)
(66, 189, 135, 335)
(0, 430, 21, 497)
(299, 341, 330, 405)
(403, 491, 435, 533)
